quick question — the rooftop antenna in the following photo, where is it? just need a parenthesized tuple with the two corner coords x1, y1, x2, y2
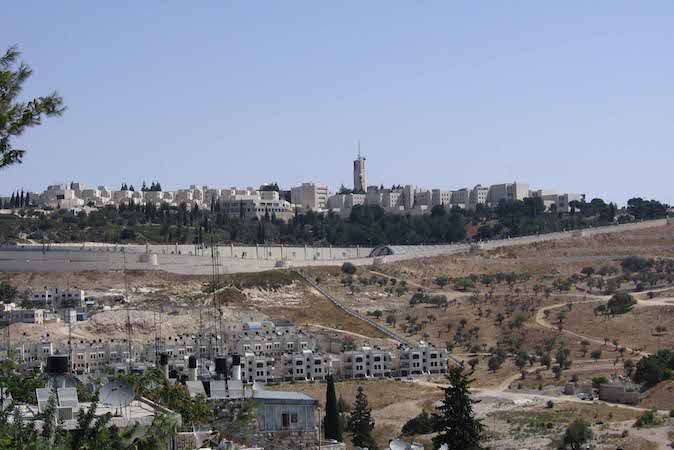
(66, 272, 73, 373)
(357, 140, 361, 159)
(153, 309, 157, 365)
(4, 309, 10, 362)
(123, 251, 132, 372)
(210, 230, 224, 356)
(198, 291, 204, 373)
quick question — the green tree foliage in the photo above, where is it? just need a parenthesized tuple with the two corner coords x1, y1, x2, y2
(454, 278, 475, 291)
(560, 419, 592, 449)
(341, 262, 357, 275)
(634, 349, 674, 388)
(591, 376, 608, 389)
(146, 383, 210, 427)
(324, 374, 342, 442)
(348, 386, 377, 450)
(434, 275, 450, 289)
(401, 410, 437, 436)
(635, 409, 660, 428)
(432, 367, 484, 450)
(606, 292, 637, 316)
(621, 256, 653, 273)
(0, 361, 46, 403)
(627, 198, 669, 220)
(0, 45, 65, 169)
(0, 280, 17, 303)
(0, 388, 173, 450)
(409, 293, 448, 308)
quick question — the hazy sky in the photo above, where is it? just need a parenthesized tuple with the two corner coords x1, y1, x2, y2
(2, 2, 673, 205)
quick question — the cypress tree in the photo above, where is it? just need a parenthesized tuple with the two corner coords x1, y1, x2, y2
(24, 192, 30, 207)
(19, 189, 24, 207)
(432, 367, 484, 450)
(348, 386, 377, 450)
(324, 374, 342, 442)
(10, 192, 15, 208)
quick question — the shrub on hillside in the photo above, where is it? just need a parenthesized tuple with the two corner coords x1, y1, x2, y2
(634, 350, 674, 388)
(635, 409, 660, 428)
(401, 410, 438, 436)
(606, 292, 637, 315)
(341, 262, 357, 275)
(621, 256, 653, 273)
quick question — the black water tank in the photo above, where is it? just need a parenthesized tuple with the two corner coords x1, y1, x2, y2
(159, 353, 169, 366)
(46, 355, 69, 374)
(188, 355, 197, 369)
(215, 357, 227, 374)
(232, 354, 241, 366)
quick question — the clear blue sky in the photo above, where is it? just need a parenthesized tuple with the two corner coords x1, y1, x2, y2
(2, 2, 673, 205)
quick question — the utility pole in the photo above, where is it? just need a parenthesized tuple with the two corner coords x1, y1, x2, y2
(123, 251, 132, 372)
(66, 272, 73, 373)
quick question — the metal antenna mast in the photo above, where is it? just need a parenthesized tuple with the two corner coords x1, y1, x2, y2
(67, 272, 73, 373)
(123, 251, 132, 372)
(210, 231, 223, 356)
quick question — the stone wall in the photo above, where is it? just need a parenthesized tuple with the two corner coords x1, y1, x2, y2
(598, 383, 641, 405)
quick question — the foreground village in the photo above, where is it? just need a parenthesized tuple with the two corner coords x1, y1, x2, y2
(4, 219, 674, 449)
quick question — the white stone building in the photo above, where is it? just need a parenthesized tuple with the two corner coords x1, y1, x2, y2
(290, 183, 328, 211)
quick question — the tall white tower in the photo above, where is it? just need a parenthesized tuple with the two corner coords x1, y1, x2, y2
(353, 143, 367, 193)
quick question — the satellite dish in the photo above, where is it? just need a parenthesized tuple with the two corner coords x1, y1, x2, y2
(390, 440, 410, 450)
(99, 381, 134, 408)
(48, 374, 81, 390)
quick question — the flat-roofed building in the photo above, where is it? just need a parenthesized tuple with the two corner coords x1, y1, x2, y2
(291, 182, 328, 211)
(341, 347, 393, 379)
(399, 343, 449, 377)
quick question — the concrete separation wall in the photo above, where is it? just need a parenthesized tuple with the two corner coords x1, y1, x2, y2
(16, 242, 374, 262)
(0, 219, 667, 275)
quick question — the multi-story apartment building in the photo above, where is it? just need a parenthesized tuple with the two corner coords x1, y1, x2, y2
(451, 188, 468, 208)
(30, 288, 86, 310)
(487, 182, 530, 205)
(468, 185, 489, 210)
(413, 190, 432, 207)
(399, 344, 449, 377)
(341, 347, 393, 379)
(278, 349, 330, 382)
(0, 307, 45, 326)
(241, 352, 276, 383)
(39, 184, 84, 209)
(530, 191, 585, 213)
(220, 191, 296, 221)
(290, 183, 328, 211)
(431, 189, 452, 206)
(9, 340, 54, 363)
(228, 321, 315, 357)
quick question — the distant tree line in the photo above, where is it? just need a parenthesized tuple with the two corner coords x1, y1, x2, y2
(1, 190, 31, 209)
(1, 196, 670, 246)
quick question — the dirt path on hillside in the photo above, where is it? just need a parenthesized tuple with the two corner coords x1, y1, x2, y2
(307, 323, 399, 344)
(534, 297, 641, 351)
(534, 293, 672, 356)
